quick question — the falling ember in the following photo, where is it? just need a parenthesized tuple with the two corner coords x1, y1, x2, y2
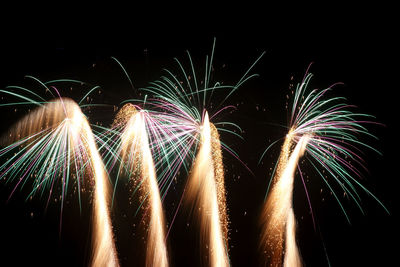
(116, 104, 168, 267)
(185, 112, 229, 267)
(260, 130, 309, 267)
(0, 98, 119, 267)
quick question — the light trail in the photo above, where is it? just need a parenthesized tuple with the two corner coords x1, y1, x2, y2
(186, 112, 229, 267)
(261, 131, 309, 267)
(114, 104, 168, 267)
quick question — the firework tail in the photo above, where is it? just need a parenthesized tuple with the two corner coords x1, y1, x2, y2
(84, 119, 120, 266)
(284, 208, 302, 267)
(116, 104, 168, 267)
(260, 131, 309, 267)
(136, 43, 263, 260)
(185, 112, 229, 267)
(52, 100, 119, 267)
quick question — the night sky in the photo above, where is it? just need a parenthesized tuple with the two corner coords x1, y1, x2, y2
(0, 6, 398, 267)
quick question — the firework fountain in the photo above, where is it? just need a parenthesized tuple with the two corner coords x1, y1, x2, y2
(0, 87, 119, 267)
(185, 112, 229, 267)
(1, 42, 387, 267)
(138, 40, 263, 266)
(108, 103, 169, 267)
(260, 131, 308, 267)
(260, 72, 387, 266)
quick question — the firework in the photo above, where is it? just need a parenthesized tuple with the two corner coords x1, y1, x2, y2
(260, 132, 308, 267)
(0, 84, 119, 267)
(260, 72, 387, 266)
(103, 103, 169, 267)
(185, 112, 229, 266)
(137, 39, 263, 266)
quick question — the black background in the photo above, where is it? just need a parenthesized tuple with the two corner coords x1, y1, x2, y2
(0, 5, 398, 267)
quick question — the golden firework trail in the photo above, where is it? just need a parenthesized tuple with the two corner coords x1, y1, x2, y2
(81, 108, 120, 267)
(111, 104, 168, 267)
(185, 112, 229, 267)
(260, 131, 309, 267)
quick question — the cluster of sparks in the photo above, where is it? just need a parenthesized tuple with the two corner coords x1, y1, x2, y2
(0, 42, 387, 267)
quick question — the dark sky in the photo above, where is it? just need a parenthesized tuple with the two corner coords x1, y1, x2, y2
(0, 6, 398, 267)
